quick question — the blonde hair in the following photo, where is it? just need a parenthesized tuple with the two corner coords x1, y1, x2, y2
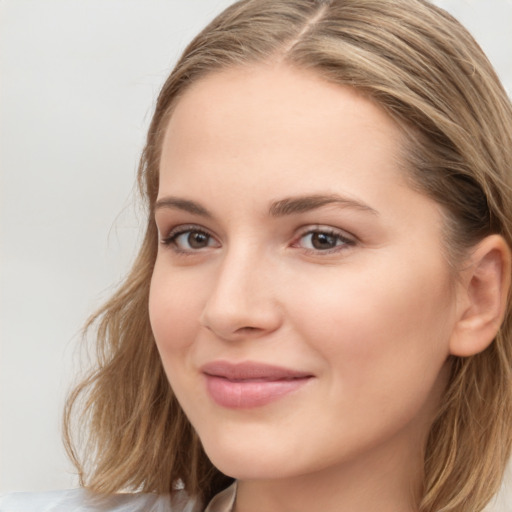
(64, 1, 512, 510)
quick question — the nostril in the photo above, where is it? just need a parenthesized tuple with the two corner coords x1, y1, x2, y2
(200, 291, 283, 339)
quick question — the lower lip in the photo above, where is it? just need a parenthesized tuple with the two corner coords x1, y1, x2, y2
(204, 375, 311, 409)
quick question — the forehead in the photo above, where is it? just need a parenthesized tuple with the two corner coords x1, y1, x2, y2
(160, 63, 406, 183)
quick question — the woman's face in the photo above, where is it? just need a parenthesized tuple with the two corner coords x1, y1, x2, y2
(149, 64, 458, 483)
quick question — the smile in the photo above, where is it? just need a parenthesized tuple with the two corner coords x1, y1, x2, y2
(201, 361, 314, 409)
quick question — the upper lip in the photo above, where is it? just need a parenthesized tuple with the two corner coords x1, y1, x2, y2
(201, 360, 313, 381)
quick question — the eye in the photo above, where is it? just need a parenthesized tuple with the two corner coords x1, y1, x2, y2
(161, 226, 220, 252)
(294, 228, 355, 253)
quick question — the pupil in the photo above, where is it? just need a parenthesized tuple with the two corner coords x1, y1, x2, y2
(312, 232, 336, 249)
(188, 232, 209, 248)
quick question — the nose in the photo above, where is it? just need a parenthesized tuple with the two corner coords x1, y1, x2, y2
(200, 247, 283, 341)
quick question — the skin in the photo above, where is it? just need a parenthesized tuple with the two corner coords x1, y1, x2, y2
(149, 64, 466, 512)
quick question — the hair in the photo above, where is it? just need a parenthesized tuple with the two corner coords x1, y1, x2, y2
(63, 1, 512, 511)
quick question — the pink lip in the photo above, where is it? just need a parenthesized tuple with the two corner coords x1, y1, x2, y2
(201, 361, 313, 409)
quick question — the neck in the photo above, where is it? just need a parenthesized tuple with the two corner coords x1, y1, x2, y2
(234, 427, 424, 512)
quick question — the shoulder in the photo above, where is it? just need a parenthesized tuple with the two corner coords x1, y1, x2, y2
(0, 488, 201, 512)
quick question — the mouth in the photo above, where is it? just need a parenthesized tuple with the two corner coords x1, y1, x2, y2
(201, 361, 314, 409)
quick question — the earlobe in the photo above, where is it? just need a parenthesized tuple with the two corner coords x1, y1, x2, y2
(450, 235, 511, 357)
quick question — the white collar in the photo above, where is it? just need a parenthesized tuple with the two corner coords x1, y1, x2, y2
(204, 482, 237, 512)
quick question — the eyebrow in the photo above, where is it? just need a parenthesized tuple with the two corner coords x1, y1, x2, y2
(154, 193, 378, 218)
(154, 197, 213, 217)
(269, 194, 378, 217)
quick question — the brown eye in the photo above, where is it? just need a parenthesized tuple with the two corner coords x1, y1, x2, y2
(163, 227, 219, 252)
(310, 232, 338, 250)
(187, 231, 210, 249)
(296, 228, 355, 253)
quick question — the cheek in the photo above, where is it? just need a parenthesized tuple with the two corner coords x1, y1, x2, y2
(149, 265, 209, 410)
(149, 264, 204, 356)
(288, 258, 454, 391)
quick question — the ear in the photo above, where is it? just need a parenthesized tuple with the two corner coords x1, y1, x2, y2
(450, 235, 511, 357)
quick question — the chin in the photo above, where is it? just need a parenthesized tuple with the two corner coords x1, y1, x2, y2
(199, 430, 299, 480)
(207, 453, 292, 481)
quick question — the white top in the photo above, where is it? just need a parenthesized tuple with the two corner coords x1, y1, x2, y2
(0, 483, 236, 512)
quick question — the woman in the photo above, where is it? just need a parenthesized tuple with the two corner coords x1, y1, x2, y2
(2, 0, 512, 511)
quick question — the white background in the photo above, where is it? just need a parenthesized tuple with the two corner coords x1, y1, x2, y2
(1, 0, 511, 508)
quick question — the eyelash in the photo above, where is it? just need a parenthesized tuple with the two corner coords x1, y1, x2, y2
(292, 227, 356, 254)
(159, 224, 356, 255)
(160, 225, 218, 254)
